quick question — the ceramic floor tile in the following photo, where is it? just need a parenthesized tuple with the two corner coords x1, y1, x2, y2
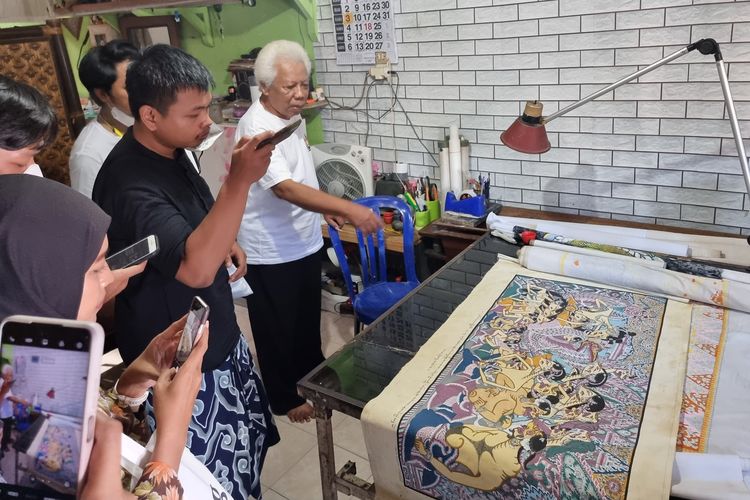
(262, 489, 289, 500)
(261, 419, 317, 488)
(270, 444, 372, 500)
(332, 414, 368, 460)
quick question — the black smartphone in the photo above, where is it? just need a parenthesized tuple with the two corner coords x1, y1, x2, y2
(255, 120, 302, 150)
(174, 296, 210, 367)
(105, 234, 159, 270)
(0, 315, 104, 499)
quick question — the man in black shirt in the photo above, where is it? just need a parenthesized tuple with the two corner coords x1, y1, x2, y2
(93, 45, 277, 500)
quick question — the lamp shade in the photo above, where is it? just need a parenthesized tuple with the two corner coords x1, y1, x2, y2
(500, 100, 551, 154)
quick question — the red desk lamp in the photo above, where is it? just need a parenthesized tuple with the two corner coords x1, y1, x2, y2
(500, 39, 750, 196)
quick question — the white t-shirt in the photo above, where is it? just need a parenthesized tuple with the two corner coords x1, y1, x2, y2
(234, 100, 323, 265)
(24, 163, 43, 177)
(0, 383, 13, 419)
(69, 120, 121, 199)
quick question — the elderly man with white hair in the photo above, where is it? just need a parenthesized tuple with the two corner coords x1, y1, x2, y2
(235, 40, 381, 423)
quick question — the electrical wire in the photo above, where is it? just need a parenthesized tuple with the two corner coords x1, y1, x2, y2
(325, 72, 436, 167)
(387, 75, 440, 167)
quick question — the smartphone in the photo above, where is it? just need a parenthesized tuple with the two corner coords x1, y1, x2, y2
(174, 296, 210, 367)
(255, 120, 302, 150)
(105, 234, 159, 271)
(0, 315, 104, 500)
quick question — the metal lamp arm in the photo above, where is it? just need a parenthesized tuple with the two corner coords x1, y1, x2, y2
(543, 43, 699, 123)
(542, 38, 750, 198)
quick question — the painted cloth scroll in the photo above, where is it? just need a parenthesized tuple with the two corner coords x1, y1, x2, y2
(517, 246, 750, 314)
(487, 212, 750, 265)
(362, 260, 691, 500)
(517, 226, 750, 284)
(677, 304, 728, 453)
(672, 305, 750, 499)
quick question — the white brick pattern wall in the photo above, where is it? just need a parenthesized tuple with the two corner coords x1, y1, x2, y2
(313, 0, 750, 234)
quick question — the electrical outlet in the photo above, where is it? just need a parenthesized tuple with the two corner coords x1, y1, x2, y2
(369, 51, 391, 81)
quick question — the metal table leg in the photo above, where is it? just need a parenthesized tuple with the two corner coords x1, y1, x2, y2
(314, 403, 337, 500)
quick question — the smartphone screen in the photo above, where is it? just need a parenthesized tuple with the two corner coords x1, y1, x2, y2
(0, 320, 96, 499)
(105, 234, 159, 271)
(174, 297, 209, 367)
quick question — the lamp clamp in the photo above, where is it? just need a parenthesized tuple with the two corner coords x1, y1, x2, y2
(687, 38, 722, 61)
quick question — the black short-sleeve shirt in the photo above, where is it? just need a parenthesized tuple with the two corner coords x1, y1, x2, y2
(93, 129, 240, 370)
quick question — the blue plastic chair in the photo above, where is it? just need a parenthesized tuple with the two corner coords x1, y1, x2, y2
(328, 195, 420, 327)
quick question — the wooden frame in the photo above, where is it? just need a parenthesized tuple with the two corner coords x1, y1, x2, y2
(118, 14, 180, 50)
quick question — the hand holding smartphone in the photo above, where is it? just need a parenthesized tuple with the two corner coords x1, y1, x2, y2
(105, 235, 159, 271)
(174, 296, 209, 367)
(255, 120, 302, 150)
(0, 315, 104, 499)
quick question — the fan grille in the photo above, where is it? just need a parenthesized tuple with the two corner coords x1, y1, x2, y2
(317, 159, 365, 200)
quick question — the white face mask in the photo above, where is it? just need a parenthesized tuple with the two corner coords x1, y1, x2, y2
(190, 123, 224, 152)
(110, 106, 135, 127)
(24, 163, 43, 177)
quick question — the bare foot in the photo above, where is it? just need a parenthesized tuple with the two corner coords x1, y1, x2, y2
(287, 402, 314, 423)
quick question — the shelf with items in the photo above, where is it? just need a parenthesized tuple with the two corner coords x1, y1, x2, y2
(52, 0, 240, 17)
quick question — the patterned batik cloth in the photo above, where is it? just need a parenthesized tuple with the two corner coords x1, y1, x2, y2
(146, 336, 279, 500)
(676, 304, 727, 453)
(363, 260, 691, 500)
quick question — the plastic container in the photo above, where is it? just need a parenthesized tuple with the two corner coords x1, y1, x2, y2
(427, 200, 440, 222)
(415, 210, 430, 229)
(444, 192, 486, 217)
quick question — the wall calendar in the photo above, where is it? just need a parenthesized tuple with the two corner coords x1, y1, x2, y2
(331, 0, 398, 66)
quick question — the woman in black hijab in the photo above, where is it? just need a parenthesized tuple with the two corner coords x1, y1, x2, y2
(0, 175, 208, 499)
(0, 174, 112, 321)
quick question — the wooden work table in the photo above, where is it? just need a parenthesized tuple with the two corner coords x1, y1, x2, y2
(419, 205, 745, 263)
(321, 222, 421, 254)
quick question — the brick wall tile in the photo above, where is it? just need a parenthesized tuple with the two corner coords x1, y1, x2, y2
(560, 164, 635, 182)
(681, 205, 715, 223)
(493, 19, 539, 38)
(459, 23, 494, 39)
(475, 5, 518, 23)
(684, 137, 722, 155)
(658, 186, 744, 209)
(580, 13, 615, 32)
(635, 168, 683, 185)
(580, 149, 613, 165)
(683, 171, 718, 190)
(612, 183, 658, 200)
(614, 151, 659, 168)
(635, 200, 681, 218)
(539, 15, 581, 35)
(441, 8, 476, 25)
(542, 177, 580, 193)
(519, 1, 559, 20)
(579, 180, 612, 196)
(523, 161, 559, 177)
(561, 193, 634, 213)
(616, 9, 665, 30)
(560, 0, 639, 16)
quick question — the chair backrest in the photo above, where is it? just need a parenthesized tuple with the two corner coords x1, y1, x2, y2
(328, 195, 418, 301)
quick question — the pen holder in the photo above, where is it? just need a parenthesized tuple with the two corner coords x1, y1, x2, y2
(426, 200, 440, 222)
(415, 210, 430, 230)
(444, 192, 487, 217)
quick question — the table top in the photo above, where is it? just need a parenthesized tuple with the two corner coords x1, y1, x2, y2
(300, 206, 744, 417)
(298, 233, 516, 415)
(321, 222, 421, 254)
